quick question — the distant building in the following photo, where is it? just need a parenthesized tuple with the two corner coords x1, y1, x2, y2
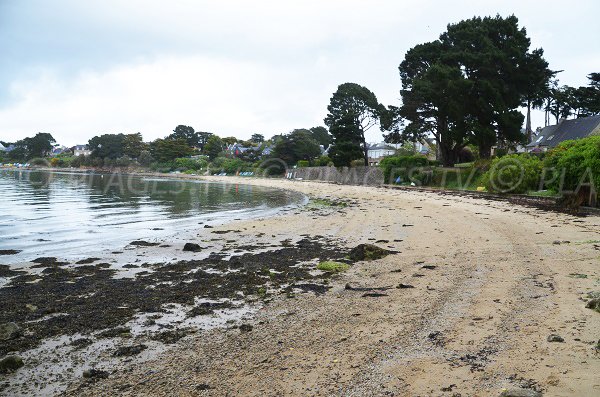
(51, 146, 70, 156)
(226, 143, 251, 157)
(0, 143, 5, 152)
(367, 143, 396, 166)
(527, 115, 600, 152)
(72, 145, 92, 156)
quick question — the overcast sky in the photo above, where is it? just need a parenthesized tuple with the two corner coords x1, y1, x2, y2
(0, 0, 598, 146)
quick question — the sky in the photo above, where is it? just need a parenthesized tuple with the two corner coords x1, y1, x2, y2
(0, 0, 598, 147)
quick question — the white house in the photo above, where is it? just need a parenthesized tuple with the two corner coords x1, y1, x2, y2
(367, 143, 396, 165)
(73, 145, 92, 156)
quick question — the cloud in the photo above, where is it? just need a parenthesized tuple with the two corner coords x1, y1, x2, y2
(0, 0, 598, 145)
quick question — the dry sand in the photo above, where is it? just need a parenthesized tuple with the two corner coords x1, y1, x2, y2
(64, 176, 600, 396)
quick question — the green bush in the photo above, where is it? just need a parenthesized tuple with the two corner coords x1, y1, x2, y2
(29, 158, 49, 166)
(297, 160, 310, 168)
(210, 158, 252, 175)
(71, 156, 82, 168)
(431, 167, 483, 190)
(314, 155, 333, 166)
(379, 155, 430, 184)
(480, 154, 542, 194)
(174, 157, 207, 171)
(542, 136, 600, 193)
(350, 159, 366, 167)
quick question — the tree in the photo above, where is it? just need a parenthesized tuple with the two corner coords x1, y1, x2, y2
(138, 150, 153, 167)
(324, 83, 385, 166)
(123, 133, 147, 158)
(150, 138, 193, 162)
(222, 136, 238, 146)
(393, 15, 552, 164)
(89, 134, 126, 159)
(204, 135, 224, 161)
(167, 125, 199, 147)
(309, 126, 333, 149)
(15, 132, 56, 160)
(271, 129, 321, 166)
(250, 134, 265, 144)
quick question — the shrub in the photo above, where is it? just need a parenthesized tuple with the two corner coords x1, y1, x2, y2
(297, 160, 310, 168)
(210, 158, 252, 175)
(314, 155, 333, 166)
(138, 150, 154, 167)
(71, 156, 82, 168)
(350, 159, 366, 167)
(317, 261, 350, 273)
(115, 156, 132, 167)
(30, 158, 49, 166)
(379, 155, 430, 184)
(480, 154, 542, 194)
(431, 167, 483, 190)
(174, 157, 207, 171)
(542, 136, 600, 193)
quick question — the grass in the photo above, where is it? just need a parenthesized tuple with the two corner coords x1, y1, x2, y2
(317, 261, 350, 273)
(527, 189, 560, 198)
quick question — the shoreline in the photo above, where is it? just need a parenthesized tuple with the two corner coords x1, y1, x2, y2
(1, 176, 599, 396)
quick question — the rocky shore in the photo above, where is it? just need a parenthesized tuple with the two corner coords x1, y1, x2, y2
(1, 176, 599, 396)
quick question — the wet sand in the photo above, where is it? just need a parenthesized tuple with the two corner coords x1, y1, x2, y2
(3, 175, 600, 396)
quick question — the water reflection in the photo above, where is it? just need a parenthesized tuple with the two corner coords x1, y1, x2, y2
(0, 170, 303, 263)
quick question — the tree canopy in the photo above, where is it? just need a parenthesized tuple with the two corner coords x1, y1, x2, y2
(324, 83, 385, 166)
(89, 134, 126, 159)
(204, 135, 224, 161)
(271, 129, 321, 167)
(167, 125, 212, 149)
(150, 138, 193, 162)
(389, 15, 552, 165)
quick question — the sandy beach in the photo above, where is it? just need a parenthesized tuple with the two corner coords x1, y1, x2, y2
(44, 175, 597, 397)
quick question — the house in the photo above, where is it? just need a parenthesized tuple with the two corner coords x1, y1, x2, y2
(72, 145, 92, 156)
(367, 143, 396, 166)
(226, 143, 251, 157)
(51, 146, 70, 156)
(527, 115, 600, 151)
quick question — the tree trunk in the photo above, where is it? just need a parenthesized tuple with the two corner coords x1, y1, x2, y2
(525, 100, 532, 143)
(361, 131, 369, 166)
(478, 144, 492, 159)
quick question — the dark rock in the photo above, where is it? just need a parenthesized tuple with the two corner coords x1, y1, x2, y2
(0, 356, 24, 373)
(183, 243, 202, 252)
(239, 324, 253, 332)
(0, 250, 21, 256)
(348, 244, 391, 261)
(203, 225, 213, 228)
(76, 258, 101, 265)
(83, 369, 109, 379)
(547, 334, 564, 343)
(499, 388, 542, 397)
(98, 327, 131, 338)
(71, 338, 94, 349)
(585, 298, 600, 313)
(129, 240, 159, 247)
(0, 323, 22, 341)
(196, 384, 211, 390)
(113, 344, 147, 357)
(422, 265, 437, 270)
(361, 292, 388, 297)
(151, 330, 189, 344)
(397, 283, 415, 289)
(31, 257, 58, 264)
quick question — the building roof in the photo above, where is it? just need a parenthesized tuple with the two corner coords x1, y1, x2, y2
(527, 115, 600, 148)
(367, 143, 396, 151)
(0, 143, 5, 151)
(73, 145, 89, 150)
